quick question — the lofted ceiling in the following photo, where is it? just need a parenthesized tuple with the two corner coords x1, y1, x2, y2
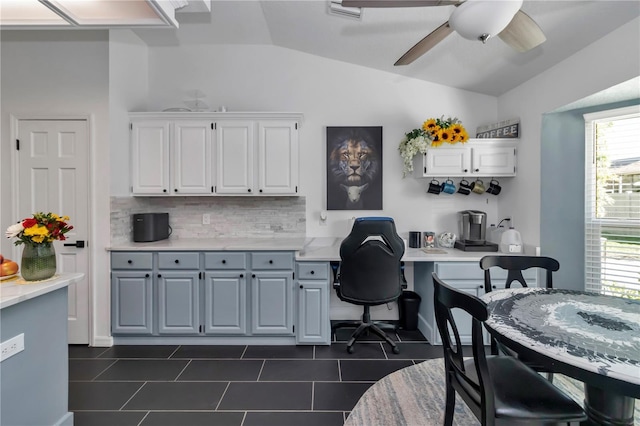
(131, 0, 640, 97)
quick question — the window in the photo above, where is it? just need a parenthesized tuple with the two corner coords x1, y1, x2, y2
(584, 105, 640, 298)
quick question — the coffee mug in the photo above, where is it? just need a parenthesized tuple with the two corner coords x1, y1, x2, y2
(486, 179, 502, 195)
(427, 179, 441, 195)
(441, 179, 456, 194)
(458, 179, 472, 195)
(471, 179, 485, 194)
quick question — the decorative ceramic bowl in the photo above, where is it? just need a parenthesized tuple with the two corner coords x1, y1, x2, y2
(438, 232, 457, 248)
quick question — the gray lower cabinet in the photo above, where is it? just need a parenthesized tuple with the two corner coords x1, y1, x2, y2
(295, 262, 330, 345)
(111, 271, 153, 334)
(203, 271, 247, 334)
(111, 250, 295, 338)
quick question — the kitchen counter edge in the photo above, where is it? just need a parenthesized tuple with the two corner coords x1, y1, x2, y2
(0, 273, 84, 310)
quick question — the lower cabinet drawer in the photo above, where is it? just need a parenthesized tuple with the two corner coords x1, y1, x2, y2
(297, 263, 329, 280)
(251, 252, 294, 270)
(111, 252, 153, 270)
(204, 252, 248, 270)
(158, 252, 200, 269)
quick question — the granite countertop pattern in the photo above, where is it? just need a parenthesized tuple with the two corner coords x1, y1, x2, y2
(109, 237, 527, 262)
(0, 272, 84, 310)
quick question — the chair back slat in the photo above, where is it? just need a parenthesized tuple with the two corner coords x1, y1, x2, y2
(480, 255, 559, 291)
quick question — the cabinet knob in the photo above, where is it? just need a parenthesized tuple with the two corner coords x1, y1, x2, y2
(175, 259, 179, 264)
(240, 274, 244, 278)
(310, 270, 315, 275)
(478, 285, 484, 289)
(252, 274, 256, 278)
(163, 189, 167, 193)
(222, 259, 226, 264)
(492, 285, 497, 289)
(259, 189, 263, 193)
(158, 274, 162, 278)
(128, 260, 132, 264)
(174, 189, 178, 192)
(475, 169, 480, 172)
(464, 169, 468, 173)
(247, 188, 252, 193)
(300, 285, 303, 289)
(145, 273, 150, 278)
(269, 260, 273, 264)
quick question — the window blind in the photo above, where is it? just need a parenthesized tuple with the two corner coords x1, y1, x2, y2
(584, 106, 640, 298)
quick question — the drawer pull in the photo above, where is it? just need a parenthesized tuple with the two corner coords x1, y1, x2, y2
(240, 274, 244, 278)
(269, 260, 273, 264)
(252, 274, 256, 278)
(175, 259, 179, 264)
(300, 285, 303, 289)
(478, 285, 483, 289)
(310, 270, 315, 275)
(222, 260, 226, 264)
(158, 274, 162, 278)
(145, 273, 150, 278)
(128, 260, 133, 264)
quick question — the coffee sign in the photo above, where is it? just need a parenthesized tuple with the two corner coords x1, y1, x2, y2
(476, 118, 520, 139)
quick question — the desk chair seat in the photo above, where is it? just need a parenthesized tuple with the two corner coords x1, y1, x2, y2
(332, 217, 405, 354)
(433, 272, 586, 426)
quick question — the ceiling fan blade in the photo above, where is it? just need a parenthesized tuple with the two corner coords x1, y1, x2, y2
(395, 21, 453, 66)
(341, 0, 460, 8)
(498, 10, 546, 53)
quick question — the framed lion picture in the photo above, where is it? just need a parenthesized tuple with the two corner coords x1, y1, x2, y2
(326, 126, 383, 210)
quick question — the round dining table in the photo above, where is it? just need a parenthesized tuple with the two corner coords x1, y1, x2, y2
(481, 288, 640, 426)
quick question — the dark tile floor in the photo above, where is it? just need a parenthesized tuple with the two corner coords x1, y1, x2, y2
(69, 327, 444, 426)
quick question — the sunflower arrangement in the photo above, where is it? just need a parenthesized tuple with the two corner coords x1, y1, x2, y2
(399, 116, 469, 177)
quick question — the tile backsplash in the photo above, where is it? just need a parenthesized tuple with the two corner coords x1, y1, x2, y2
(110, 196, 306, 246)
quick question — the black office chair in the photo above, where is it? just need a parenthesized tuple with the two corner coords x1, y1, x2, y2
(331, 217, 404, 354)
(480, 255, 559, 380)
(432, 272, 586, 426)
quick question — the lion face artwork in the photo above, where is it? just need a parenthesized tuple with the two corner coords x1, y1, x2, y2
(326, 127, 382, 210)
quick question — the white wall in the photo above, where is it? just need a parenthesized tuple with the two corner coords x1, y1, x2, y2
(0, 30, 112, 346)
(497, 17, 640, 249)
(127, 44, 501, 238)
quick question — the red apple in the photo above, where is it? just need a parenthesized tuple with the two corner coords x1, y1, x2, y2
(0, 254, 4, 264)
(0, 260, 18, 277)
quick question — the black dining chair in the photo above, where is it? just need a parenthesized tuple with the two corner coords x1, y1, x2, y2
(331, 217, 404, 354)
(432, 272, 586, 426)
(480, 255, 560, 380)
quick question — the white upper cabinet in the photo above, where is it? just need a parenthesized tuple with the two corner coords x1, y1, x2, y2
(215, 120, 255, 194)
(131, 120, 171, 194)
(131, 119, 213, 195)
(414, 139, 517, 177)
(215, 118, 300, 196)
(130, 112, 302, 197)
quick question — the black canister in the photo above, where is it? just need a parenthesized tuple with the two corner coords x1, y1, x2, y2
(409, 231, 421, 248)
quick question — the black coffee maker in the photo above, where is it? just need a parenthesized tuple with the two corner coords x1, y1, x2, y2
(454, 210, 498, 251)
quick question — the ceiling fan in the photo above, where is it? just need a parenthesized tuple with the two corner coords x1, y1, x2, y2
(341, 0, 546, 66)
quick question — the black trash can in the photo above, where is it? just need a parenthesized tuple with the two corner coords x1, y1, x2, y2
(398, 291, 421, 331)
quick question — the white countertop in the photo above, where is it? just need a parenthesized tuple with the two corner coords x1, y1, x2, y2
(0, 273, 84, 310)
(108, 237, 534, 262)
(108, 237, 307, 252)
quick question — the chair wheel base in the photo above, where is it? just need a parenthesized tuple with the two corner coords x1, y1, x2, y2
(392, 346, 400, 354)
(347, 346, 354, 354)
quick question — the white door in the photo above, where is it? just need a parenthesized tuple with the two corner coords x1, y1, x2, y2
(215, 120, 254, 194)
(257, 120, 298, 195)
(16, 119, 90, 344)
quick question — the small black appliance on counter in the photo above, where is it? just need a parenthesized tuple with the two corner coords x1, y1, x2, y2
(454, 210, 498, 252)
(133, 213, 171, 242)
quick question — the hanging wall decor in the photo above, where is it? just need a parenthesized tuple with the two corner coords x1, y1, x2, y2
(326, 126, 383, 210)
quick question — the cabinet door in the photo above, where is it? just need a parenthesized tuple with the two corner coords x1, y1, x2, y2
(251, 271, 293, 335)
(173, 121, 213, 194)
(423, 147, 471, 176)
(203, 271, 247, 335)
(111, 271, 153, 334)
(296, 280, 330, 344)
(131, 121, 171, 194)
(257, 121, 298, 195)
(215, 120, 254, 194)
(157, 271, 200, 335)
(471, 146, 516, 176)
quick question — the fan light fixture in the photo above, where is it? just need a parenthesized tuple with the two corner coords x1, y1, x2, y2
(449, 0, 523, 43)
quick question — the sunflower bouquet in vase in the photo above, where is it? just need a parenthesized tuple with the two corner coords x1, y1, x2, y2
(399, 116, 469, 177)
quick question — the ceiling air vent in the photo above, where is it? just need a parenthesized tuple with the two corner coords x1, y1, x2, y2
(328, 1, 362, 20)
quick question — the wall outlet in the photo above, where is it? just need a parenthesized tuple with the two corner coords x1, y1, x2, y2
(1, 333, 24, 362)
(202, 213, 210, 225)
